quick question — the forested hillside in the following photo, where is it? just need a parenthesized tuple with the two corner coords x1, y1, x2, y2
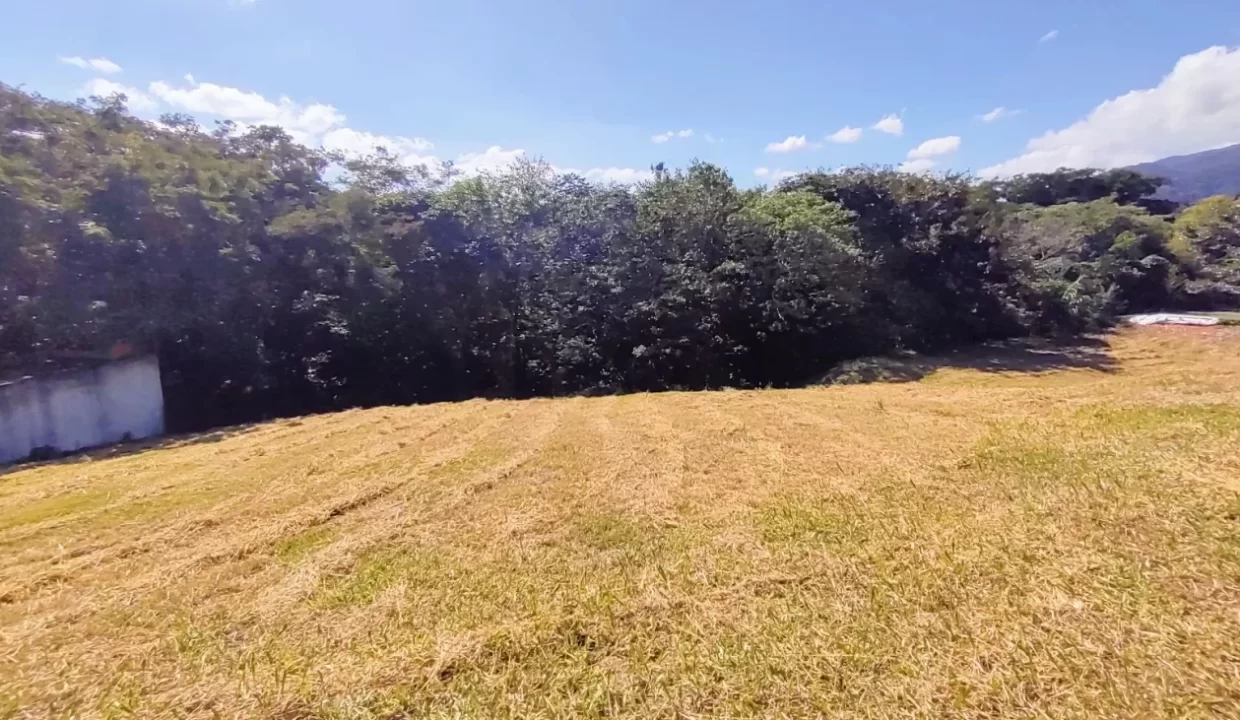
(1129, 143, 1240, 203)
(3, 85, 1239, 431)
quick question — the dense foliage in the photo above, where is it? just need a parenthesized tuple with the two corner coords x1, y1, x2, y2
(3, 86, 1238, 431)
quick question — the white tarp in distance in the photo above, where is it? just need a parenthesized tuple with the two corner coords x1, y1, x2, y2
(1126, 313, 1221, 326)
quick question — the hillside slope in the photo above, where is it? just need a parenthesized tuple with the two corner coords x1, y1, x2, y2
(3, 328, 1240, 718)
(1129, 143, 1240, 203)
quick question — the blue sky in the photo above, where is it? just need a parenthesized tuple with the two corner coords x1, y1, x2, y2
(5, 0, 1240, 183)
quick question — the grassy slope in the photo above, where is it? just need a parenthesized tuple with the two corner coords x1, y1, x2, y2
(2, 328, 1240, 719)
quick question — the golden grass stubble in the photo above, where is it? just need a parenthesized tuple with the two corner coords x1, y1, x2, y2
(1, 326, 1240, 717)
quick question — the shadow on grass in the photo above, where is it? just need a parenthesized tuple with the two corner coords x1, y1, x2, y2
(0, 423, 266, 477)
(814, 335, 1117, 385)
(3, 337, 1120, 474)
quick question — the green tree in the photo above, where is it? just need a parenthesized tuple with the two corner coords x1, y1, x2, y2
(4, 82, 1237, 435)
(1008, 199, 1182, 314)
(1172, 195, 1240, 307)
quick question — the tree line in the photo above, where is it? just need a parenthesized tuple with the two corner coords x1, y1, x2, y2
(2, 85, 1238, 432)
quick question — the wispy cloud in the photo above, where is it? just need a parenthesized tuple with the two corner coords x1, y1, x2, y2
(652, 128, 694, 143)
(979, 106, 1022, 123)
(59, 56, 122, 74)
(1039, 29, 1059, 43)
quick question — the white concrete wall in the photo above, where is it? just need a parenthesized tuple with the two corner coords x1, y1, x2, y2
(0, 357, 164, 464)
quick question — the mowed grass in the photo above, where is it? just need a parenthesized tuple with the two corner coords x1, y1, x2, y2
(3, 328, 1240, 719)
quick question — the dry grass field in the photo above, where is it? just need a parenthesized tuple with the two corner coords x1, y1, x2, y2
(2, 327, 1240, 719)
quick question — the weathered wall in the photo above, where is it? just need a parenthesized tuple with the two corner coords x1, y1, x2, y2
(0, 356, 164, 464)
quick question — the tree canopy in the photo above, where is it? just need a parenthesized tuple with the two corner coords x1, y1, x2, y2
(2, 85, 1236, 432)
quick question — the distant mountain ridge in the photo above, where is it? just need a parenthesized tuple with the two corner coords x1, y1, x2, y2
(1128, 144, 1240, 204)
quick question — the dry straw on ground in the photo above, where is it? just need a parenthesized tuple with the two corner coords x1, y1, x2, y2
(2, 327, 1239, 719)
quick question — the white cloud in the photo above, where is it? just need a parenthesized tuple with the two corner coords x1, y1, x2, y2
(898, 135, 961, 174)
(554, 165, 654, 184)
(149, 79, 346, 145)
(145, 77, 447, 172)
(454, 146, 527, 176)
(873, 114, 904, 136)
(579, 167, 654, 184)
(898, 158, 937, 174)
(981, 46, 1240, 178)
(321, 127, 433, 155)
(765, 135, 819, 153)
(81, 73, 654, 188)
(322, 127, 439, 169)
(83, 78, 157, 113)
(827, 126, 863, 143)
(652, 128, 694, 143)
(906, 135, 962, 160)
(755, 167, 800, 182)
(979, 106, 1021, 123)
(59, 56, 122, 74)
(704, 133, 719, 143)
(1040, 30, 1059, 43)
